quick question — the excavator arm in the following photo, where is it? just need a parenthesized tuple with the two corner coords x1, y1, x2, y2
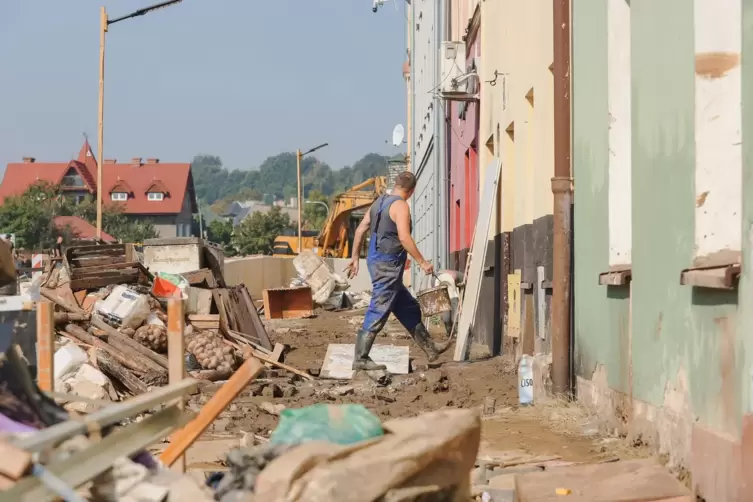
(317, 176, 386, 258)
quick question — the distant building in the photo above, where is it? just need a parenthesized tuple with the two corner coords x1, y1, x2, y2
(221, 200, 299, 227)
(0, 140, 197, 238)
(54, 216, 116, 242)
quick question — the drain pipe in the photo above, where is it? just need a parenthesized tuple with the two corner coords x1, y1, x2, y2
(551, 0, 573, 397)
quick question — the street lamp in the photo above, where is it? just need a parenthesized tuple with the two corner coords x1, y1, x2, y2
(305, 200, 329, 216)
(296, 143, 328, 252)
(96, 0, 184, 239)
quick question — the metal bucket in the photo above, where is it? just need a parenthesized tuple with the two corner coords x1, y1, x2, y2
(416, 275, 452, 317)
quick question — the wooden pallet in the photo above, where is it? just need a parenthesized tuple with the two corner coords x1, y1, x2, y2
(64, 244, 149, 291)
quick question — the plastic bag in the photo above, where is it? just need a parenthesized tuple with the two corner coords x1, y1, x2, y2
(146, 312, 165, 327)
(151, 272, 189, 300)
(269, 404, 384, 446)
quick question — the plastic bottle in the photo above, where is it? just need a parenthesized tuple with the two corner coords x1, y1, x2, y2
(518, 355, 534, 405)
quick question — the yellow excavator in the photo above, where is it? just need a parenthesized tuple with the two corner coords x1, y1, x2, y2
(273, 176, 387, 258)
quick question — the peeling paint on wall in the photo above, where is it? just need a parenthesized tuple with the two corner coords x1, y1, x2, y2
(694, 0, 742, 263)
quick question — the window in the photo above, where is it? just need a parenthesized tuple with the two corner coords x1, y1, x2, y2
(111, 192, 128, 201)
(147, 192, 164, 201)
(61, 168, 84, 187)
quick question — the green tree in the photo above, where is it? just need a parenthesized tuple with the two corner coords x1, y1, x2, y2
(232, 206, 291, 256)
(207, 219, 234, 244)
(302, 189, 329, 231)
(188, 152, 390, 206)
(0, 181, 64, 249)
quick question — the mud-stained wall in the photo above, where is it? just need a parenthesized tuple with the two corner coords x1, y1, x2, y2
(573, 1, 753, 500)
(477, 0, 555, 357)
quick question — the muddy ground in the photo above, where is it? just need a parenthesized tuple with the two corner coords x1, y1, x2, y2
(184, 310, 648, 466)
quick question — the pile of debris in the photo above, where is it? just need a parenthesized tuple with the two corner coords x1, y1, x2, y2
(38, 243, 295, 409)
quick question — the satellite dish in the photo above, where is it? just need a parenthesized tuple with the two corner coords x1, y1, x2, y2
(392, 124, 405, 146)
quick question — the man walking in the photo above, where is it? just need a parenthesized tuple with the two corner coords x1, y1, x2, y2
(345, 172, 451, 371)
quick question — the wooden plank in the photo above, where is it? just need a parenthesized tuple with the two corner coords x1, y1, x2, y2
(188, 314, 220, 322)
(69, 256, 126, 268)
(213, 287, 272, 351)
(91, 316, 169, 370)
(515, 459, 692, 502)
(181, 269, 217, 288)
(40, 289, 85, 314)
(63, 324, 152, 374)
(160, 357, 265, 467)
(5, 406, 190, 502)
(69, 270, 140, 290)
(70, 261, 139, 275)
(245, 347, 314, 380)
(68, 244, 126, 257)
(454, 159, 502, 360)
(12, 380, 198, 454)
(0, 440, 31, 480)
(94, 349, 148, 395)
(35, 301, 54, 393)
(203, 245, 226, 288)
(236, 285, 272, 350)
(167, 299, 187, 473)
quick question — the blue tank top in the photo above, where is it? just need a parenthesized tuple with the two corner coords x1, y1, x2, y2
(369, 194, 411, 256)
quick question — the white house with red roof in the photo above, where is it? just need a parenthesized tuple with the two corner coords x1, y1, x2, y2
(0, 141, 198, 238)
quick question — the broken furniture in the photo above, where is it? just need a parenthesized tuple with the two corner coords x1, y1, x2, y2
(262, 286, 314, 320)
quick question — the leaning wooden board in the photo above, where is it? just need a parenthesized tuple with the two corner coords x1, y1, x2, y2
(454, 159, 502, 361)
(213, 285, 272, 351)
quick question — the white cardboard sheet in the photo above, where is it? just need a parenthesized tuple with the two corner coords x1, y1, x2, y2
(320, 343, 410, 379)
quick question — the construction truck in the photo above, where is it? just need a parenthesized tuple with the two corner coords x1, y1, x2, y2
(272, 230, 319, 256)
(272, 176, 387, 259)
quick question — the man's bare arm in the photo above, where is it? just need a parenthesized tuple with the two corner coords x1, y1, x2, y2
(350, 209, 371, 260)
(391, 200, 428, 266)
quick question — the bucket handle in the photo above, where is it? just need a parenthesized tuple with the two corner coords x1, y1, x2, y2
(419, 271, 440, 294)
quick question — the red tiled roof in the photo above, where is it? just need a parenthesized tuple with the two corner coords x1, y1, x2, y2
(0, 141, 197, 216)
(54, 216, 116, 242)
(110, 178, 135, 194)
(103, 163, 193, 214)
(143, 179, 170, 195)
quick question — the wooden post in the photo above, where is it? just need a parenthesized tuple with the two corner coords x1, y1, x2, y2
(96, 6, 107, 240)
(167, 298, 186, 473)
(36, 301, 54, 392)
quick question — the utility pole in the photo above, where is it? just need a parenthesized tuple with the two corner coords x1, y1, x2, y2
(96, 0, 184, 240)
(97, 7, 107, 239)
(295, 143, 329, 253)
(296, 149, 303, 253)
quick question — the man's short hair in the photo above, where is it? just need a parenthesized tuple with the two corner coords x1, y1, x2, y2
(394, 171, 417, 190)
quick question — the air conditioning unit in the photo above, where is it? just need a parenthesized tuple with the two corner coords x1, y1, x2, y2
(439, 41, 478, 102)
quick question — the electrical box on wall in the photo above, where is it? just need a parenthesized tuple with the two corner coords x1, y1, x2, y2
(440, 41, 478, 102)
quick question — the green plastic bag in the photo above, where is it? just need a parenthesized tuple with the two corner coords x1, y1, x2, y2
(269, 404, 384, 446)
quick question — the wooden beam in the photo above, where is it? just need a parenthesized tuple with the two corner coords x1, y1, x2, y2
(243, 347, 313, 381)
(12, 379, 198, 454)
(167, 298, 187, 473)
(160, 357, 264, 467)
(35, 301, 54, 393)
(91, 316, 168, 370)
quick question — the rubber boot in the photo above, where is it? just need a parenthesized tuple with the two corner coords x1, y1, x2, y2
(410, 323, 452, 362)
(352, 330, 387, 371)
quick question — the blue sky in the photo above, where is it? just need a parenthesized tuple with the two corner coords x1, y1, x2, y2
(0, 0, 408, 174)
